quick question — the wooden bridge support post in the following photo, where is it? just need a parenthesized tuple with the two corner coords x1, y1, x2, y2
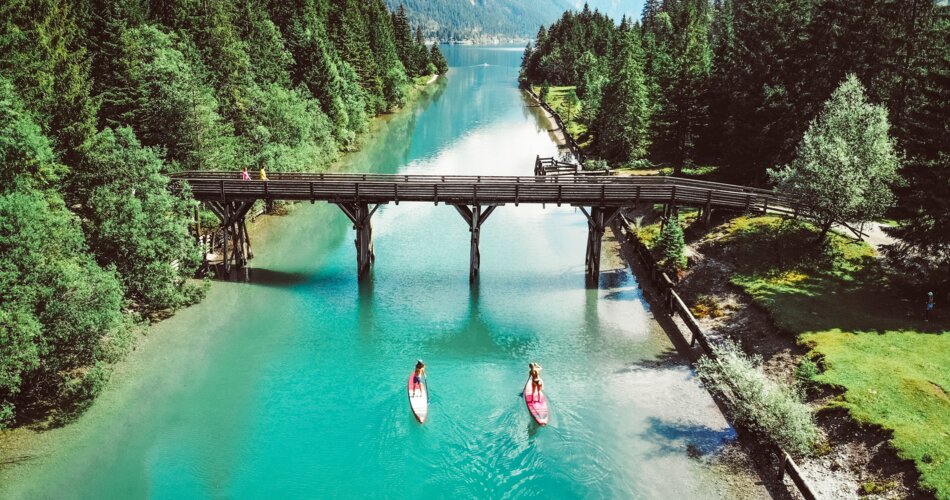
(336, 202, 383, 281)
(205, 200, 256, 276)
(581, 207, 620, 288)
(453, 204, 499, 283)
(223, 202, 231, 274)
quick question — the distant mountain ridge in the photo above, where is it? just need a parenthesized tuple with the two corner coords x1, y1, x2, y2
(384, 0, 574, 41)
(569, 0, 645, 22)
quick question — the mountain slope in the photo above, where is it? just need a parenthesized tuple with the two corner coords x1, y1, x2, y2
(385, 0, 573, 41)
(568, 0, 645, 22)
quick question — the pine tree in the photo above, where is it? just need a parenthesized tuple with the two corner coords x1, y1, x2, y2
(885, 12, 950, 281)
(430, 44, 448, 75)
(274, 0, 367, 147)
(0, 0, 98, 167)
(519, 41, 533, 83)
(100, 25, 238, 171)
(391, 5, 415, 75)
(236, 0, 294, 87)
(329, 0, 385, 113)
(716, 0, 812, 181)
(362, 0, 408, 109)
(655, 213, 687, 270)
(591, 33, 651, 165)
(649, 0, 712, 172)
(414, 27, 432, 75)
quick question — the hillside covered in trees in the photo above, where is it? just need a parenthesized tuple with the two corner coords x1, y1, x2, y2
(0, 0, 447, 428)
(521, 0, 950, 287)
(385, 0, 576, 42)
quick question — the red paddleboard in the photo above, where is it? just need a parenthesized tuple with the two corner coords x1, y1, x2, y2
(524, 377, 549, 426)
(408, 372, 428, 424)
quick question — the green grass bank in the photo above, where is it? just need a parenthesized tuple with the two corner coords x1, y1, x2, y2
(635, 211, 950, 497)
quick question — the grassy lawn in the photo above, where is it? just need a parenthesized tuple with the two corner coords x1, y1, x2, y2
(804, 330, 950, 497)
(698, 215, 950, 497)
(530, 85, 590, 147)
(658, 165, 719, 178)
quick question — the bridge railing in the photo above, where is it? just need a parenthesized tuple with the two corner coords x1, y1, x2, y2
(171, 172, 805, 220)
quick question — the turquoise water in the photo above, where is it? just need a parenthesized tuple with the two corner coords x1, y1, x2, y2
(0, 46, 758, 499)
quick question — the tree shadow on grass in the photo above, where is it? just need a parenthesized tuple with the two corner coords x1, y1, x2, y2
(705, 216, 949, 335)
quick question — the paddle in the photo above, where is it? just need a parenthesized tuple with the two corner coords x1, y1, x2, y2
(424, 376, 430, 403)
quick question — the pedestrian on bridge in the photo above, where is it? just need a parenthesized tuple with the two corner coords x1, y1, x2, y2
(241, 166, 251, 180)
(260, 166, 268, 181)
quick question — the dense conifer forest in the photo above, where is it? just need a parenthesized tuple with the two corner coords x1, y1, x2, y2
(0, 0, 446, 428)
(521, 0, 949, 294)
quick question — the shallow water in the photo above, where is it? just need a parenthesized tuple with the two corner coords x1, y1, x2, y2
(0, 46, 758, 499)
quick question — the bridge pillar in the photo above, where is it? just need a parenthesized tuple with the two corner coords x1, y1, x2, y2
(205, 200, 256, 276)
(336, 202, 383, 281)
(453, 204, 499, 283)
(581, 206, 620, 288)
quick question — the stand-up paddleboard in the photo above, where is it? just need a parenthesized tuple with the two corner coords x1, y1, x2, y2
(524, 377, 550, 426)
(408, 373, 428, 424)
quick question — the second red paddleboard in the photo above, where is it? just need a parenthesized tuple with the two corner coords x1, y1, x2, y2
(523, 377, 550, 426)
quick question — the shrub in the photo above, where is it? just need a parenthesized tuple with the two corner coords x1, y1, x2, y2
(582, 159, 609, 171)
(696, 340, 819, 457)
(539, 81, 551, 103)
(794, 358, 820, 388)
(53, 363, 111, 425)
(692, 295, 724, 319)
(0, 403, 13, 430)
(655, 214, 687, 270)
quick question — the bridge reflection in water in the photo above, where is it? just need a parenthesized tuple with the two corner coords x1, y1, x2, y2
(172, 165, 801, 286)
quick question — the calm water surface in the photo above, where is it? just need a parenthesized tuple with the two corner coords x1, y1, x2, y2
(1, 46, 758, 499)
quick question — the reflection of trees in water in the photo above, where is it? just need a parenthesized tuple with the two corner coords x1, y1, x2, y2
(639, 416, 736, 458)
(357, 271, 377, 346)
(340, 79, 448, 173)
(426, 283, 534, 358)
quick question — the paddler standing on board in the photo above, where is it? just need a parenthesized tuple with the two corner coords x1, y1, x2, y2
(412, 360, 426, 396)
(529, 362, 543, 402)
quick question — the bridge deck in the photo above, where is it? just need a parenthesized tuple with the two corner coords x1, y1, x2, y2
(172, 172, 800, 215)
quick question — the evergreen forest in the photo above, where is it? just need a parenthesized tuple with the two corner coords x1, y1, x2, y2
(0, 0, 447, 428)
(521, 0, 950, 294)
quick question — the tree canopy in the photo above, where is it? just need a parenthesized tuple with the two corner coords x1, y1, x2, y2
(0, 0, 447, 428)
(523, 1, 949, 280)
(769, 75, 901, 243)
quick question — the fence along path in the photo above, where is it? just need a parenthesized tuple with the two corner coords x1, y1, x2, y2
(616, 215, 818, 500)
(171, 171, 807, 284)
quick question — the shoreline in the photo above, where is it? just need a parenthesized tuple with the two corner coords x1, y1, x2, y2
(604, 216, 801, 499)
(614, 206, 930, 499)
(0, 72, 447, 474)
(521, 86, 575, 160)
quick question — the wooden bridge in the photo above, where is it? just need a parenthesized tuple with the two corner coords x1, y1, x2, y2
(172, 168, 803, 286)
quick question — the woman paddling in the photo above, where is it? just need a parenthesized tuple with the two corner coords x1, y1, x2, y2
(412, 360, 427, 397)
(528, 362, 543, 402)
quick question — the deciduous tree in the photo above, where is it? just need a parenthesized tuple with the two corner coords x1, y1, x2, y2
(769, 75, 901, 244)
